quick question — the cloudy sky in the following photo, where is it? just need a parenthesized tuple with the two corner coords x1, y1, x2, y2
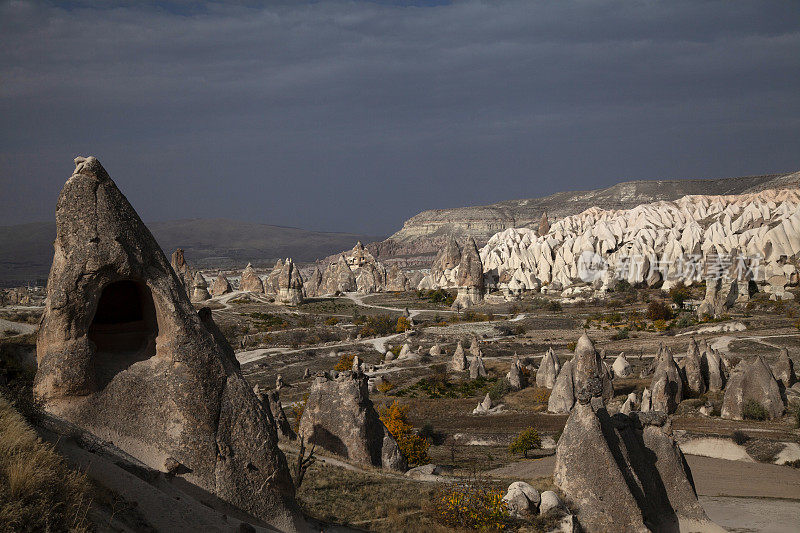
(1, 1, 798, 235)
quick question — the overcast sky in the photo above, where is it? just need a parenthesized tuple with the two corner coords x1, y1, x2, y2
(1, 0, 799, 235)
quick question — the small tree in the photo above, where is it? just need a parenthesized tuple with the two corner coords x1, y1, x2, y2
(396, 316, 411, 333)
(333, 353, 356, 371)
(292, 436, 316, 489)
(379, 401, 430, 466)
(508, 427, 541, 458)
(646, 301, 673, 321)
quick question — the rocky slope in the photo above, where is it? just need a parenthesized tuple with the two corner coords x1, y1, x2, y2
(374, 171, 800, 263)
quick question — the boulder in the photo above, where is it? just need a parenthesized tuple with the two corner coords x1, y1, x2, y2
(683, 339, 706, 397)
(211, 272, 232, 297)
(554, 397, 719, 532)
(503, 481, 540, 518)
(398, 343, 412, 359)
(536, 347, 560, 389)
(650, 344, 683, 413)
(33, 157, 303, 531)
(538, 490, 565, 515)
(429, 344, 442, 356)
(641, 387, 651, 412)
(240, 263, 264, 293)
(298, 372, 406, 471)
(721, 356, 785, 420)
(611, 352, 631, 378)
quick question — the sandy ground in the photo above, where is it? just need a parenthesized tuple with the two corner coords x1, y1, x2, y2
(700, 496, 800, 533)
(680, 438, 754, 462)
(0, 317, 36, 335)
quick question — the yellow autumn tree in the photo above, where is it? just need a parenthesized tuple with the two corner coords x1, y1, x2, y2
(396, 316, 411, 333)
(378, 400, 430, 466)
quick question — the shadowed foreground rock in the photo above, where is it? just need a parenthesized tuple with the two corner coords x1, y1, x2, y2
(553, 393, 722, 532)
(34, 157, 305, 532)
(298, 371, 407, 471)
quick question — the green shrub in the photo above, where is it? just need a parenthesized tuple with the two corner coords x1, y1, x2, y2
(742, 399, 768, 421)
(610, 328, 629, 340)
(487, 379, 510, 402)
(508, 427, 541, 458)
(731, 430, 749, 445)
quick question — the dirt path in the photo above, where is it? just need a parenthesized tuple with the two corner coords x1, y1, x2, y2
(236, 332, 404, 365)
(0, 317, 36, 336)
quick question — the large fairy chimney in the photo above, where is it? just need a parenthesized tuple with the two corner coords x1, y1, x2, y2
(34, 157, 306, 532)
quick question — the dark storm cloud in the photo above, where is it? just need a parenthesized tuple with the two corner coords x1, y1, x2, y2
(1, 0, 799, 234)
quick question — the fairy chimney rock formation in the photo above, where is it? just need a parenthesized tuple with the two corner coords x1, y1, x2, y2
(298, 372, 406, 472)
(721, 356, 785, 420)
(277, 258, 304, 305)
(453, 237, 484, 309)
(190, 271, 211, 302)
(240, 263, 265, 293)
(211, 272, 233, 297)
(548, 334, 613, 413)
(34, 157, 304, 531)
(536, 347, 560, 388)
(554, 396, 721, 532)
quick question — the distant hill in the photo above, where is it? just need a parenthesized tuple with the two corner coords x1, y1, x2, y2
(0, 219, 383, 287)
(367, 170, 800, 264)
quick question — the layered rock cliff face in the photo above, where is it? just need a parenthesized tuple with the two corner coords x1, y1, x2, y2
(370, 171, 800, 263)
(480, 188, 800, 296)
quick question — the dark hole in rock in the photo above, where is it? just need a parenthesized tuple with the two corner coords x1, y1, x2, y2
(89, 279, 158, 388)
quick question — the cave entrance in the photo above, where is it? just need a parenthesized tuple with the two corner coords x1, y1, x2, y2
(88, 279, 159, 388)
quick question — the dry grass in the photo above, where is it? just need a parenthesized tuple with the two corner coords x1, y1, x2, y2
(0, 395, 92, 532)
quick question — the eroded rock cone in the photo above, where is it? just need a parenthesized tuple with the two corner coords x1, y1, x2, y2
(650, 343, 683, 413)
(304, 265, 323, 298)
(211, 272, 232, 297)
(453, 237, 484, 308)
(469, 353, 487, 379)
(298, 372, 406, 471)
(469, 337, 481, 358)
(240, 263, 264, 293)
(547, 334, 613, 413)
(701, 344, 725, 392)
(721, 356, 785, 420)
(536, 347, 560, 388)
(277, 258, 304, 305)
(773, 347, 796, 389)
(190, 271, 211, 302)
(554, 397, 721, 532)
(170, 248, 194, 297)
(450, 341, 467, 372)
(254, 385, 297, 442)
(611, 352, 631, 378)
(266, 259, 284, 295)
(34, 157, 304, 532)
(429, 344, 442, 356)
(683, 339, 706, 397)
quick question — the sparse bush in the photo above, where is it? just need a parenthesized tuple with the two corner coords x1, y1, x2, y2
(358, 314, 397, 337)
(378, 401, 430, 466)
(376, 379, 395, 394)
(786, 459, 800, 469)
(531, 388, 551, 404)
(508, 427, 541, 458)
(324, 316, 339, 326)
(742, 399, 768, 421)
(487, 379, 510, 402)
(0, 397, 91, 532)
(396, 316, 412, 333)
(646, 301, 673, 321)
(334, 353, 356, 372)
(610, 328, 629, 340)
(566, 341, 576, 351)
(432, 476, 508, 530)
(731, 430, 749, 445)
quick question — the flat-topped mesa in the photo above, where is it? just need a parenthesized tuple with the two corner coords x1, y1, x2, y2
(34, 157, 304, 531)
(298, 372, 406, 472)
(240, 262, 265, 293)
(211, 272, 232, 297)
(547, 334, 613, 413)
(453, 237, 485, 309)
(277, 258, 304, 305)
(554, 392, 722, 532)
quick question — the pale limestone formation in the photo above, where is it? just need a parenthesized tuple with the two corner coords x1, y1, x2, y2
(240, 263, 264, 293)
(547, 335, 613, 413)
(650, 344, 683, 414)
(721, 356, 785, 420)
(211, 272, 232, 297)
(536, 347, 560, 389)
(277, 258, 304, 305)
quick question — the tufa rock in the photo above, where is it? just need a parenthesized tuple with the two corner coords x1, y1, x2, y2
(536, 347, 560, 389)
(211, 272, 233, 297)
(34, 157, 304, 532)
(611, 352, 631, 379)
(240, 263, 265, 293)
(547, 334, 613, 413)
(649, 343, 683, 413)
(277, 258, 304, 305)
(554, 400, 721, 532)
(449, 341, 467, 372)
(682, 339, 706, 397)
(503, 481, 540, 518)
(469, 353, 488, 379)
(721, 356, 785, 420)
(453, 237, 484, 309)
(773, 347, 796, 389)
(190, 271, 211, 302)
(298, 372, 406, 471)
